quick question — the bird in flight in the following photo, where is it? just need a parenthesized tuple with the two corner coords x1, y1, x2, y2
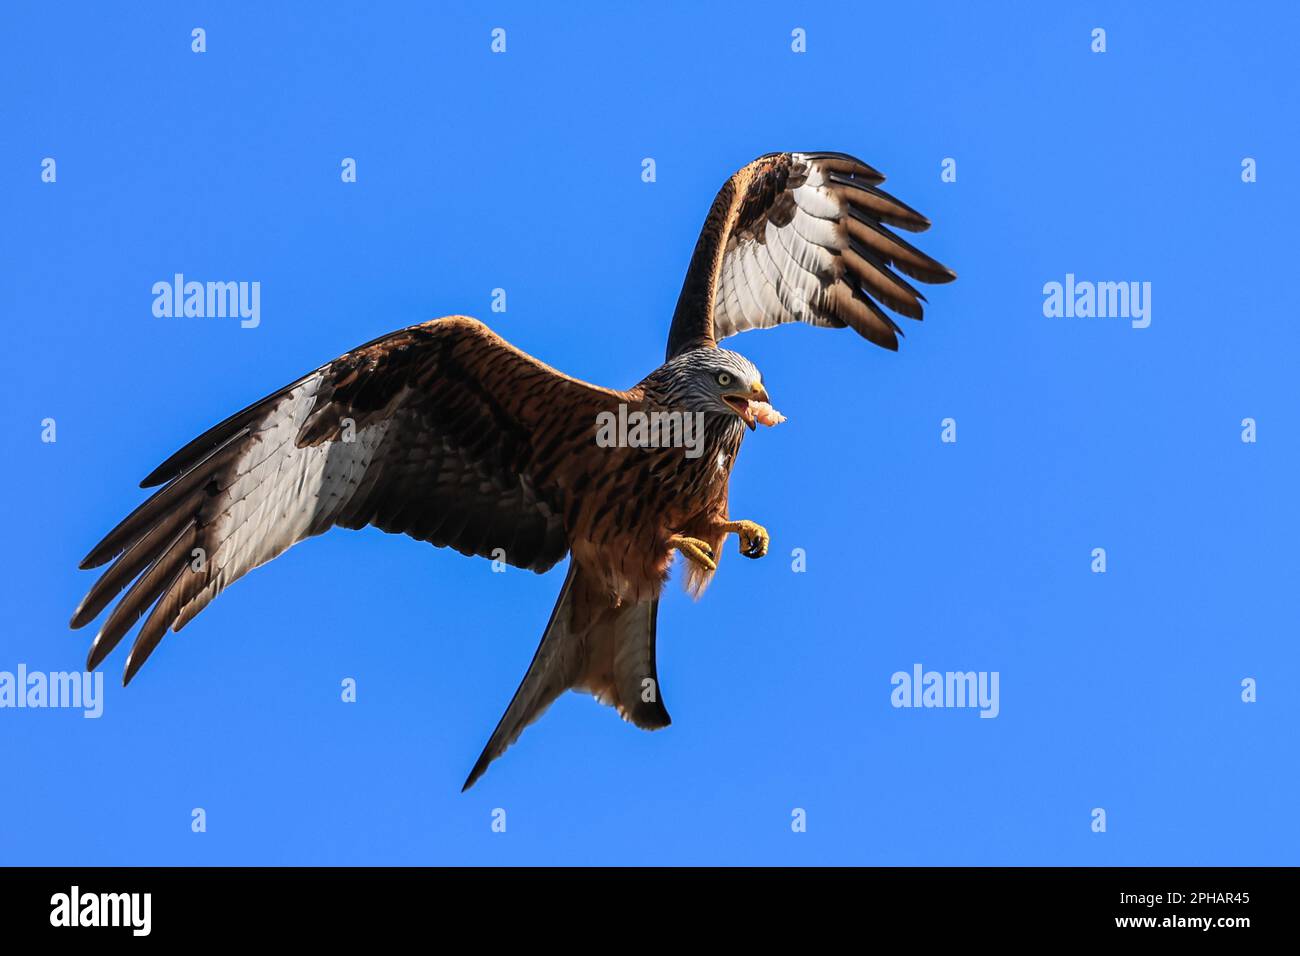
(72, 151, 955, 789)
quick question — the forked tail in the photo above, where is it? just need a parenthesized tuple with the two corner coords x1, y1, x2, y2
(462, 563, 671, 790)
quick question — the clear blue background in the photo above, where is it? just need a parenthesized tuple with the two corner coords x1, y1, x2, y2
(2, 1, 1296, 865)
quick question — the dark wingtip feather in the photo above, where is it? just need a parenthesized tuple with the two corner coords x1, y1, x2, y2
(461, 758, 489, 792)
(804, 150, 886, 184)
(122, 627, 161, 687)
(81, 431, 245, 572)
(140, 457, 185, 489)
(140, 420, 245, 488)
(907, 259, 956, 284)
(86, 628, 118, 674)
(138, 370, 315, 488)
(79, 548, 114, 571)
(831, 173, 932, 231)
(122, 651, 147, 687)
(844, 206, 956, 284)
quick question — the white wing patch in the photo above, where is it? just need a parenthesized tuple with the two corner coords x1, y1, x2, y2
(174, 376, 391, 629)
(701, 151, 953, 352)
(714, 161, 846, 339)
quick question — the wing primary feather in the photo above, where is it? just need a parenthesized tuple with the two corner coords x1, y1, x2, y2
(855, 289, 905, 336)
(121, 559, 194, 686)
(826, 284, 899, 350)
(86, 519, 197, 673)
(829, 174, 931, 231)
(139, 379, 310, 488)
(844, 244, 926, 319)
(70, 499, 199, 628)
(846, 206, 956, 283)
(80, 427, 248, 569)
(802, 151, 886, 184)
(848, 238, 929, 305)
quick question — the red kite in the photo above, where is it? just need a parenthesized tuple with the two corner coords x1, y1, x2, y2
(72, 152, 955, 788)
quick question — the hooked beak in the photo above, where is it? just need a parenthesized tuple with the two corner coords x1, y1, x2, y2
(723, 382, 770, 431)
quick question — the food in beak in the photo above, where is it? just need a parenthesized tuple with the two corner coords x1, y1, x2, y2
(724, 396, 785, 430)
(748, 400, 785, 427)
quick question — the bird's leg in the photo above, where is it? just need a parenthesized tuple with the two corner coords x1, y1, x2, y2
(718, 519, 769, 559)
(668, 534, 717, 572)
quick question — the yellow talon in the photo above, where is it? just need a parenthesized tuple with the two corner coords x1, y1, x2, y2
(720, 519, 769, 559)
(668, 534, 717, 572)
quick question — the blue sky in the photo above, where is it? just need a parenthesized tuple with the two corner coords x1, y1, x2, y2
(2, 1, 1296, 865)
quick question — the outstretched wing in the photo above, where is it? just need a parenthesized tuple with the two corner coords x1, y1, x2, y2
(71, 316, 622, 684)
(664, 151, 956, 359)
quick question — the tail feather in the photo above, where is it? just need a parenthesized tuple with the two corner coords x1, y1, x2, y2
(462, 565, 670, 791)
(603, 599, 671, 730)
(462, 563, 585, 791)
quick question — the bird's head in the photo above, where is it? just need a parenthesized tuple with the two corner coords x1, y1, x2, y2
(657, 348, 784, 431)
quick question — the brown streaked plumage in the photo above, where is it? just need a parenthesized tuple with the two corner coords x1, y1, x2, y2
(72, 151, 954, 789)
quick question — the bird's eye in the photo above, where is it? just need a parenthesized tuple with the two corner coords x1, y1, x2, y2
(716, 372, 733, 387)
